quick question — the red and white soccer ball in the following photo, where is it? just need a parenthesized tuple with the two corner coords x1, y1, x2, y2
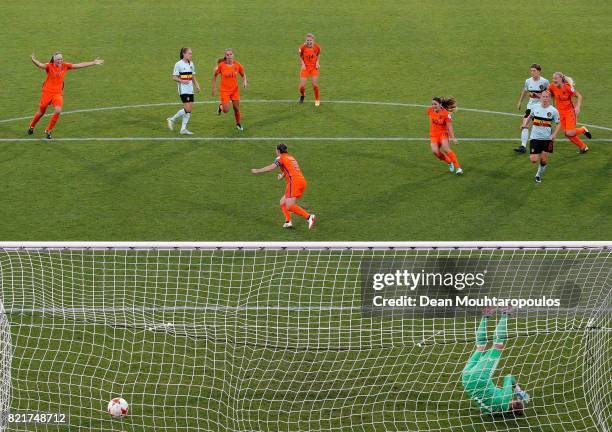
(108, 397, 129, 417)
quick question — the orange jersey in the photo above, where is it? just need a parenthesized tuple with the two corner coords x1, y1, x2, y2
(427, 107, 452, 134)
(299, 43, 320, 69)
(215, 61, 244, 92)
(41, 63, 73, 94)
(275, 153, 305, 183)
(549, 83, 576, 112)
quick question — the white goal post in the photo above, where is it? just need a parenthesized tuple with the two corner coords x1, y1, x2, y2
(0, 241, 609, 432)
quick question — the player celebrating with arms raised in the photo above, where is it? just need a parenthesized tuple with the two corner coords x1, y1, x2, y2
(298, 33, 321, 106)
(251, 143, 316, 230)
(428, 96, 463, 175)
(527, 90, 561, 183)
(28, 52, 104, 139)
(462, 307, 530, 416)
(212, 49, 247, 131)
(167, 47, 201, 135)
(515, 64, 549, 153)
(548, 72, 592, 153)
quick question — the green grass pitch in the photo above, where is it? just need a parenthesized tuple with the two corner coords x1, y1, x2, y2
(0, 0, 610, 240)
(0, 1, 611, 431)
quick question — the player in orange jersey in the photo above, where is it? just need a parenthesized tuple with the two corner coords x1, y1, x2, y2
(28, 52, 104, 139)
(212, 49, 247, 131)
(251, 143, 316, 230)
(298, 33, 321, 106)
(428, 96, 463, 175)
(549, 72, 592, 154)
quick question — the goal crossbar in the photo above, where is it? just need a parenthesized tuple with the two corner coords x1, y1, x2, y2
(0, 241, 610, 250)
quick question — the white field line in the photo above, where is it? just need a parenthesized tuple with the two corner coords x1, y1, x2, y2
(0, 137, 611, 142)
(1, 99, 611, 132)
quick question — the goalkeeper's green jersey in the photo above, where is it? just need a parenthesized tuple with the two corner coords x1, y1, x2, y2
(461, 349, 516, 414)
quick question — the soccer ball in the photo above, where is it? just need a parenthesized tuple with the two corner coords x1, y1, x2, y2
(108, 397, 129, 417)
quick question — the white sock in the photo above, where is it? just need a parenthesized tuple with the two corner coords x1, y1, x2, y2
(521, 128, 529, 147)
(537, 163, 547, 176)
(170, 109, 185, 121)
(181, 112, 191, 130)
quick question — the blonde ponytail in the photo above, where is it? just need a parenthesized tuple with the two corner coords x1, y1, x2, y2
(554, 72, 575, 87)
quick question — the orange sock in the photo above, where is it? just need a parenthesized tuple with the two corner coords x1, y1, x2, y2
(29, 111, 44, 129)
(574, 127, 586, 135)
(568, 135, 586, 150)
(234, 109, 240, 124)
(446, 150, 461, 168)
(46, 113, 60, 132)
(280, 204, 291, 222)
(288, 204, 309, 219)
(299, 86, 305, 97)
(435, 152, 451, 163)
(313, 85, 320, 100)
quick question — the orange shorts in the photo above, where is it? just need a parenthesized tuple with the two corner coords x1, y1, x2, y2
(559, 109, 576, 131)
(430, 132, 449, 145)
(40, 92, 63, 109)
(220, 88, 240, 105)
(285, 178, 307, 199)
(300, 67, 319, 78)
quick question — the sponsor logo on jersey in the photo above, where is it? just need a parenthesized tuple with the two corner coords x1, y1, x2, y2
(533, 119, 552, 127)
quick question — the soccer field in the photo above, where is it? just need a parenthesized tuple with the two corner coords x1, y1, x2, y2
(0, 1, 611, 431)
(0, 0, 611, 240)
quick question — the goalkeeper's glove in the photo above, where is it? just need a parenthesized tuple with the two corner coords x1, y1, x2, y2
(515, 385, 530, 403)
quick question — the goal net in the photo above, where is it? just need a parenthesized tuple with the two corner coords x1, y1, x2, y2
(0, 242, 609, 431)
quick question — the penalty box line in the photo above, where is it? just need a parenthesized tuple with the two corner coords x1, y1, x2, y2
(1, 99, 611, 132)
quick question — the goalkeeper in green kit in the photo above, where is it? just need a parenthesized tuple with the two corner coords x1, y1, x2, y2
(461, 306, 530, 416)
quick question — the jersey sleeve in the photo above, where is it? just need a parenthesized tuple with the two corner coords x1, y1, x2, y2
(501, 374, 516, 406)
(45, 64, 51, 72)
(543, 79, 549, 89)
(274, 156, 281, 167)
(298, 44, 304, 57)
(191, 62, 196, 74)
(237, 62, 245, 75)
(64, 63, 73, 70)
(315, 44, 321, 56)
(446, 113, 453, 123)
(524, 79, 530, 91)
(490, 374, 516, 413)
(173, 62, 180, 76)
(569, 86, 576, 96)
(552, 109, 560, 124)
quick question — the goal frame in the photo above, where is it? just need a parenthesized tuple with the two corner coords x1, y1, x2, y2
(0, 241, 610, 249)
